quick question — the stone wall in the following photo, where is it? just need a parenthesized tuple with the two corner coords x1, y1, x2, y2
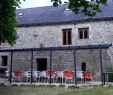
(6, 49, 111, 81)
(0, 20, 113, 81)
(1, 21, 113, 48)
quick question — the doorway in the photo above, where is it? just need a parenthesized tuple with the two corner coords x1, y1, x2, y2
(81, 62, 86, 71)
(36, 58, 47, 71)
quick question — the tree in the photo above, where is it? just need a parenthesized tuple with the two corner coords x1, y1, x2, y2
(0, 0, 19, 45)
(0, 0, 25, 45)
(0, 0, 108, 45)
(51, 0, 108, 17)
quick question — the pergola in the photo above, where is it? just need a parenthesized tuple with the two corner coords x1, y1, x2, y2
(0, 44, 112, 85)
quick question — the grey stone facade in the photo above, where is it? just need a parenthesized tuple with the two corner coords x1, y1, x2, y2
(1, 21, 113, 48)
(6, 49, 111, 81)
(0, 21, 113, 81)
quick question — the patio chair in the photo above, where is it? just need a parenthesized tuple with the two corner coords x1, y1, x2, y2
(5, 69, 10, 77)
(85, 72, 92, 81)
(56, 71, 64, 83)
(39, 71, 47, 83)
(23, 71, 31, 82)
(33, 71, 40, 82)
(76, 71, 83, 83)
(12, 71, 23, 82)
(64, 71, 74, 84)
(46, 71, 56, 83)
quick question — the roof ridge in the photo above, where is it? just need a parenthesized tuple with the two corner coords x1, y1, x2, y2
(16, 4, 67, 10)
(17, 6, 53, 10)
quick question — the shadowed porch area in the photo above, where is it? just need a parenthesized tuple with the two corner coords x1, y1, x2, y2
(0, 44, 112, 85)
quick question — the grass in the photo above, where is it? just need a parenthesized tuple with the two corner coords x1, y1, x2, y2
(0, 85, 113, 95)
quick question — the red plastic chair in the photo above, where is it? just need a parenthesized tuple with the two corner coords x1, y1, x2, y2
(46, 71, 56, 83)
(13, 71, 23, 82)
(64, 71, 74, 83)
(85, 72, 92, 81)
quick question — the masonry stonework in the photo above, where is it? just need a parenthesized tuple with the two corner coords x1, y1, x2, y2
(1, 21, 113, 49)
(7, 49, 111, 81)
(0, 21, 113, 81)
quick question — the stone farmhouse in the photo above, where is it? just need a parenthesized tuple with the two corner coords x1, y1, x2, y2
(0, 0, 113, 81)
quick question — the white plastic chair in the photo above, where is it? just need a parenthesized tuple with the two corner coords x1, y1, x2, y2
(23, 71, 31, 82)
(39, 71, 47, 83)
(33, 71, 39, 82)
(5, 69, 10, 77)
(76, 71, 83, 82)
(56, 71, 64, 83)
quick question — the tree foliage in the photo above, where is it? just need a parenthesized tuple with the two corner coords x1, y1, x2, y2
(51, 0, 108, 17)
(0, 0, 19, 45)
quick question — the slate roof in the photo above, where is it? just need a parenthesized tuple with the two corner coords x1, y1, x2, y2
(16, 0, 113, 27)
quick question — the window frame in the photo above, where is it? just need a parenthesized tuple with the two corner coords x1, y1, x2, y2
(1, 56, 8, 66)
(78, 28, 89, 39)
(62, 28, 72, 45)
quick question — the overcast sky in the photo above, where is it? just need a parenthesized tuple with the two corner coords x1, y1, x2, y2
(20, 0, 68, 8)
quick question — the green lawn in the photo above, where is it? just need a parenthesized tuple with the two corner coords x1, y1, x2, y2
(0, 85, 113, 95)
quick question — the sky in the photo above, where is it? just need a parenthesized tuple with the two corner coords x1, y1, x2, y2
(20, 0, 68, 8)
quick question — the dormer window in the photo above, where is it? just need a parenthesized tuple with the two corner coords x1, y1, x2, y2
(18, 13, 24, 16)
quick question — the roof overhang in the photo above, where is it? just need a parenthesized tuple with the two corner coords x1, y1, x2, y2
(17, 17, 113, 27)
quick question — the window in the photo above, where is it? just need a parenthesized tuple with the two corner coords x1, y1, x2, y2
(78, 28, 89, 39)
(1, 56, 8, 66)
(62, 28, 72, 45)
